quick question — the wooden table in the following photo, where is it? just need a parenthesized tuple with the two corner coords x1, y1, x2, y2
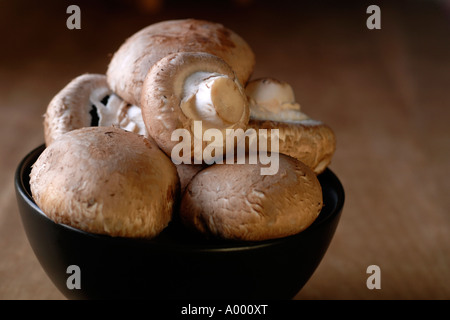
(1, 0, 449, 300)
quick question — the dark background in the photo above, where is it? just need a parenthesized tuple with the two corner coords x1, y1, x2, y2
(1, 0, 449, 299)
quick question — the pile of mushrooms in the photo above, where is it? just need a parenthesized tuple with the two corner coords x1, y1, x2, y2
(30, 19, 336, 241)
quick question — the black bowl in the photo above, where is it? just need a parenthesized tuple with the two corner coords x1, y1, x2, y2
(15, 144, 344, 300)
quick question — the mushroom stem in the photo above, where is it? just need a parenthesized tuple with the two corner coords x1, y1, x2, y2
(210, 77, 245, 124)
(246, 78, 310, 122)
(181, 73, 245, 129)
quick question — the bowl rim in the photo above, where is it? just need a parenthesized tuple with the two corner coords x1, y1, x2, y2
(15, 143, 345, 252)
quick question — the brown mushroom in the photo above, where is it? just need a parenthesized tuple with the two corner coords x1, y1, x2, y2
(107, 19, 256, 106)
(140, 52, 249, 164)
(44, 73, 147, 146)
(245, 77, 336, 174)
(30, 126, 180, 238)
(179, 153, 323, 241)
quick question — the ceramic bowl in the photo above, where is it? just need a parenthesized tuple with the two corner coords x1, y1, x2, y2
(15, 144, 344, 299)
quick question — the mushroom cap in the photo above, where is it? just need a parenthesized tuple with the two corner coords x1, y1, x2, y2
(245, 77, 336, 174)
(107, 19, 256, 106)
(44, 73, 147, 146)
(30, 126, 180, 238)
(141, 52, 249, 163)
(249, 119, 336, 175)
(179, 153, 323, 241)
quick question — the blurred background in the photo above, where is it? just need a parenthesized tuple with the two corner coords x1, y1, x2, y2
(1, 0, 449, 299)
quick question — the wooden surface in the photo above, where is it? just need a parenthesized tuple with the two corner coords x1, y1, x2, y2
(1, 0, 449, 300)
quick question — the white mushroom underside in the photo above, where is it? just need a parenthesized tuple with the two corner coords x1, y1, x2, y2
(180, 71, 245, 132)
(246, 77, 312, 123)
(250, 106, 311, 122)
(90, 90, 147, 136)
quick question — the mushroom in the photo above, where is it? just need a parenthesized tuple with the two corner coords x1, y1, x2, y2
(179, 153, 323, 241)
(140, 52, 250, 164)
(44, 73, 147, 145)
(30, 126, 180, 238)
(245, 77, 336, 174)
(107, 19, 255, 106)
